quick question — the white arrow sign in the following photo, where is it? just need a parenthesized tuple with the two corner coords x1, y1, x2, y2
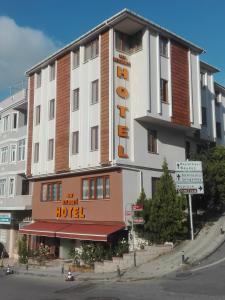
(176, 161, 202, 172)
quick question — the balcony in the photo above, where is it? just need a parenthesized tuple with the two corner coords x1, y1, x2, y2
(0, 195, 32, 211)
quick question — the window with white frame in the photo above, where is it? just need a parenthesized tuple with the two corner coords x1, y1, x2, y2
(12, 113, 17, 130)
(91, 80, 99, 104)
(49, 63, 55, 81)
(72, 49, 80, 69)
(36, 71, 41, 88)
(84, 38, 99, 62)
(72, 131, 79, 155)
(18, 139, 25, 161)
(10, 145, 16, 162)
(9, 178, 15, 196)
(3, 115, 9, 132)
(91, 126, 98, 151)
(34, 142, 39, 163)
(48, 139, 54, 161)
(0, 147, 8, 164)
(0, 179, 6, 196)
(49, 99, 55, 120)
(35, 105, 41, 125)
(159, 37, 168, 57)
(72, 88, 79, 111)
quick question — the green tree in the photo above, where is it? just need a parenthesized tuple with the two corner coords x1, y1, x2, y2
(18, 235, 28, 264)
(192, 145, 225, 210)
(145, 160, 187, 243)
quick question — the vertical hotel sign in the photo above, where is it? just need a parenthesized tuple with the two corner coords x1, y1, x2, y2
(113, 54, 131, 158)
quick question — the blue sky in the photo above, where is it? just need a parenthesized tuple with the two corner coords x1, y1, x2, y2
(0, 0, 225, 99)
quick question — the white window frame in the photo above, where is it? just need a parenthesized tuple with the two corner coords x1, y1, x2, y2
(18, 139, 25, 161)
(91, 126, 99, 151)
(34, 142, 39, 163)
(10, 144, 17, 163)
(0, 178, 6, 197)
(72, 49, 80, 69)
(91, 80, 99, 104)
(12, 112, 18, 130)
(8, 177, 15, 197)
(72, 88, 79, 111)
(48, 139, 54, 161)
(49, 99, 55, 120)
(49, 63, 55, 81)
(3, 115, 9, 132)
(35, 105, 41, 125)
(0, 147, 8, 164)
(72, 131, 79, 155)
(36, 71, 41, 88)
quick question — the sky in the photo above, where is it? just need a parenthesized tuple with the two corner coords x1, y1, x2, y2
(0, 0, 225, 99)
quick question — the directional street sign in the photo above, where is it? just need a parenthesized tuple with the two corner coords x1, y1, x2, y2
(176, 161, 202, 172)
(133, 217, 144, 224)
(175, 161, 204, 195)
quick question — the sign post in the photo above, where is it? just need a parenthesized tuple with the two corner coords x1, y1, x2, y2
(125, 203, 144, 266)
(175, 161, 204, 240)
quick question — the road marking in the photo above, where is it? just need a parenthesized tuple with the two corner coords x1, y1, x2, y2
(191, 256, 225, 272)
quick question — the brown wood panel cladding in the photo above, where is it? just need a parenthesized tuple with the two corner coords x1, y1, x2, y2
(100, 30, 110, 164)
(55, 54, 70, 172)
(171, 42, 190, 127)
(27, 74, 34, 176)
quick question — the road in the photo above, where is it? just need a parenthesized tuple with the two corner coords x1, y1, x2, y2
(1, 242, 225, 300)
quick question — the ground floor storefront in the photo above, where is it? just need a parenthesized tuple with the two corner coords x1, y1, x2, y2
(19, 220, 126, 259)
(0, 210, 31, 258)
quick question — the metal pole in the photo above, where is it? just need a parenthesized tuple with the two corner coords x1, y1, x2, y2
(131, 211, 136, 267)
(189, 194, 194, 240)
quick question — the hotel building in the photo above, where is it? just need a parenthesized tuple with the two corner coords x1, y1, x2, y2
(20, 9, 225, 258)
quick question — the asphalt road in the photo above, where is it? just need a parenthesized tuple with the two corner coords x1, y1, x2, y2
(1, 242, 225, 300)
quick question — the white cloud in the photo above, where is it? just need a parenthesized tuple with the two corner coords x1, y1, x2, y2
(0, 16, 59, 92)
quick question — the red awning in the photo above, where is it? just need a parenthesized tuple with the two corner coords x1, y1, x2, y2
(55, 223, 125, 241)
(19, 221, 125, 241)
(19, 221, 68, 237)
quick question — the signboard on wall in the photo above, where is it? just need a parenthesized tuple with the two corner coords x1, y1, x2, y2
(0, 213, 11, 225)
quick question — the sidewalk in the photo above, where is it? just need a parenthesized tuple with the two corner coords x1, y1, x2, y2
(4, 212, 225, 282)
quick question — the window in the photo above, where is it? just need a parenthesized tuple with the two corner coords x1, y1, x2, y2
(36, 71, 41, 88)
(160, 79, 168, 102)
(49, 99, 55, 120)
(200, 72, 207, 88)
(49, 63, 55, 81)
(202, 107, 207, 126)
(72, 49, 80, 68)
(3, 115, 9, 132)
(91, 126, 98, 151)
(9, 178, 15, 196)
(115, 30, 142, 53)
(35, 105, 41, 125)
(152, 177, 160, 197)
(10, 145, 16, 162)
(91, 80, 99, 104)
(84, 38, 99, 61)
(185, 141, 191, 160)
(18, 139, 25, 161)
(41, 182, 62, 202)
(216, 122, 222, 139)
(147, 130, 157, 153)
(0, 179, 6, 196)
(72, 131, 79, 155)
(0, 147, 8, 164)
(215, 91, 220, 105)
(22, 180, 29, 195)
(48, 139, 54, 160)
(72, 88, 79, 111)
(34, 142, 39, 163)
(159, 37, 168, 57)
(12, 113, 17, 129)
(82, 176, 110, 200)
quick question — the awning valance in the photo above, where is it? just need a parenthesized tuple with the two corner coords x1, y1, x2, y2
(19, 221, 125, 241)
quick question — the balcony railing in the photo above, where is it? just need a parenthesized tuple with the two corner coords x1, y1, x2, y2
(0, 195, 32, 210)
